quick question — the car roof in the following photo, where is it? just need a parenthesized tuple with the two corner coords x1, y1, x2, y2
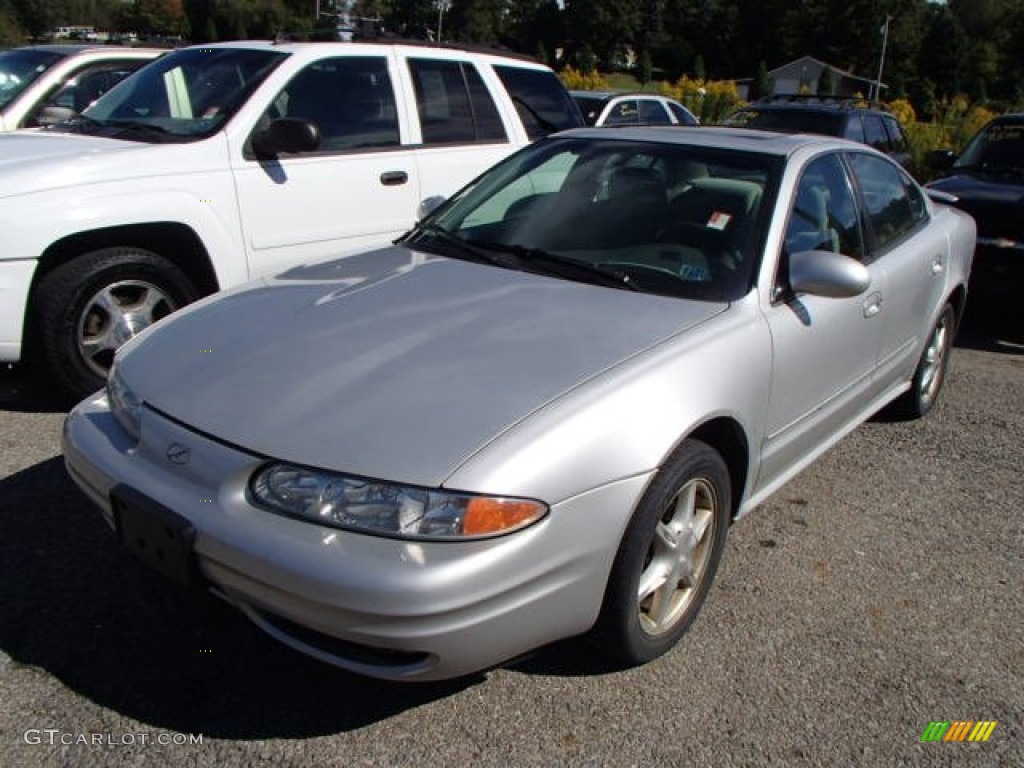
(12, 44, 164, 56)
(556, 125, 848, 156)
(570, 90, 666, 100)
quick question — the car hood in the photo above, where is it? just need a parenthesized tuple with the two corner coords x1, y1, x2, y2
(929, 170, 1024, 242)
(0, 132, 185, 197)
(120, 247, 726, 488)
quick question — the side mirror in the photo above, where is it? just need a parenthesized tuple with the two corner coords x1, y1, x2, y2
(417, 195, 446, 220)
(251, 118, 320, 159)
(789, 250, 870, 299)
(928, 149, 956, 171)
(31, 105, 76, 127)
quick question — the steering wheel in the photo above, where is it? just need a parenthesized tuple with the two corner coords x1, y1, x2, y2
(654, 222, 740, 281)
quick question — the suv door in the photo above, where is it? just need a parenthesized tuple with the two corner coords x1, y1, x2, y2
(402, 56, 514, 205)
(232, 52, 418, 277)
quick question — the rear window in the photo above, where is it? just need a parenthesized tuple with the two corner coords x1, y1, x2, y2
(409, 59, 507, 144)
(725, 108, 846, 137)
(493, 65, 583, 139)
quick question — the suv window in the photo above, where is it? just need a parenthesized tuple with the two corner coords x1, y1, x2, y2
(882, 115, 907, 153)
(848, 152, 927, 254)
(268, 56, 399, 152)
(842, 114, 865, 143)
(409, 58, 506, 145)
(493, 65, 583, 139)
(863, 114, 890, 153)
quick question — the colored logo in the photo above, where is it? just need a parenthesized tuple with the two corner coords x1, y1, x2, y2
(921, 720, 997, 742)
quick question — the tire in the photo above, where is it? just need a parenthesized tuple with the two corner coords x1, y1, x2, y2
(890, 302, 956, 420)
(34, 247, 199, 401)
(591, 439, 731, 666)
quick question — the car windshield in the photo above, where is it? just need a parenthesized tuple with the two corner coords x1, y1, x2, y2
(58, 47, 287, 142)
(956, 121, 1024, 173)
(412, 136, 780, 302)
(724, 107, 845, 137)
(0, 48, 66, 110)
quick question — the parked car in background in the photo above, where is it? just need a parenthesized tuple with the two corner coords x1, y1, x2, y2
(64, 126, 974, 682)
(0, 41, 582, 400)
(0, 45, 161, 130)
(572, 90, 699, 127)
(723, 95, 911, 167)
(926, 113, 1024, 289)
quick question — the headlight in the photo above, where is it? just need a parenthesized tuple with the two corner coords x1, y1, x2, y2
(107, 361, 142, 440)
(250, 463, 547, 540)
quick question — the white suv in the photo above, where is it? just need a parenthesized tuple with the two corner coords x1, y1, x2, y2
(0, 41, 582, 398)
(0, 45, 162, 130)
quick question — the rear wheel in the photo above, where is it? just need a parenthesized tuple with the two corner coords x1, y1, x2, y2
(891, 303, 955, 419)
(34, 247, 199, 400)
(591, 439, 731, 665)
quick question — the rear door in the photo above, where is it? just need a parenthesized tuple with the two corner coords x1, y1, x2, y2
(845, 151, 946, 384)
(398, 53, 515, 204)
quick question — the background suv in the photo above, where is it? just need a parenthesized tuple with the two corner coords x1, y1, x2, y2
(723, 95, 910, 167)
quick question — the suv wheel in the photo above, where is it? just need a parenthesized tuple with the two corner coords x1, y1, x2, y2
(34, 247, 199, 400)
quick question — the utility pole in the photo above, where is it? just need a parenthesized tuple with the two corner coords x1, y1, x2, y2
(872, 14, 892, 102)
(437, 1, 451, 43)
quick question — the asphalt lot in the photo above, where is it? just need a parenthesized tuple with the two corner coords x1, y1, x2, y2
(0, 288, 1021, 767)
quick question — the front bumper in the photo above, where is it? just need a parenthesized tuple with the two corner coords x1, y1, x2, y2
(0, 259, 37, 362)
(63, 392, 650, 681)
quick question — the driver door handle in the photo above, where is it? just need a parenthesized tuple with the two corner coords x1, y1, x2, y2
(862, 292, 883, 318)
(380, 171, 408, 186)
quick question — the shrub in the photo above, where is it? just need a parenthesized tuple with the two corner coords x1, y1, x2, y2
(560, 66, 609, 91)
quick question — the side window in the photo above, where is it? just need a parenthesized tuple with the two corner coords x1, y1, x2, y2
(784, 153, 864, 261)
(266, 56, 399, 152)
(667, 101, 698, 125)
(883, 116, 907, 153)
(604, 100, 639, 126)
(638, 99, 671, 125)
(493, 64, 584, 139)
(842, 115, 865, 143)
(24, 61, 142, 127)
(847, 152, 928, 254)
(409, 58, 506, 145)
(863, 114, 890, 152)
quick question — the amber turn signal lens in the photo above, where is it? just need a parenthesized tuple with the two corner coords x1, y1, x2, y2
(463, 497, 546, 535)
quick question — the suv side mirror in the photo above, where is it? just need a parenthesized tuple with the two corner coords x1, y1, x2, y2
(251, 118, 320, 159)
(928, 149, 956, 171)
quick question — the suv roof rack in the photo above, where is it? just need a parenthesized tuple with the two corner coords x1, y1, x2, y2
(755, 94, 891, 112)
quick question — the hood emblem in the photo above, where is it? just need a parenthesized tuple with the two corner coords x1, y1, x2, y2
(166, 443, 191, 465)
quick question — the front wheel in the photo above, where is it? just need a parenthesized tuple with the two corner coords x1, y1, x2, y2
(890, 302, 956, 419)
(34, 247, 199, 401)
(590, 439, 731, 666)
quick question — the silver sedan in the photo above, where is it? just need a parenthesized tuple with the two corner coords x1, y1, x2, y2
(63, 127, 975, 681)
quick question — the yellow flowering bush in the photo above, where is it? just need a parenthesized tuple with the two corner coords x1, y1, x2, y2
(560, 66, 610, 91)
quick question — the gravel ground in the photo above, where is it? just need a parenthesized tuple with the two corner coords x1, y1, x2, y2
(0, 294, 1020, 768)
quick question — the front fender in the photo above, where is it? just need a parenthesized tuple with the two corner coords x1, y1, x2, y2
(444, 294, 772, 510)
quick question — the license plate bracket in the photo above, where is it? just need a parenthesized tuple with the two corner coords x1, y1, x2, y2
(111, 485, 198, 588)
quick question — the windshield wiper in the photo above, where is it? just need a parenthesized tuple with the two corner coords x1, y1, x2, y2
(103, 119, 174, 135)
(481, 242, 639, 292)
(413, 224, 510, 267)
